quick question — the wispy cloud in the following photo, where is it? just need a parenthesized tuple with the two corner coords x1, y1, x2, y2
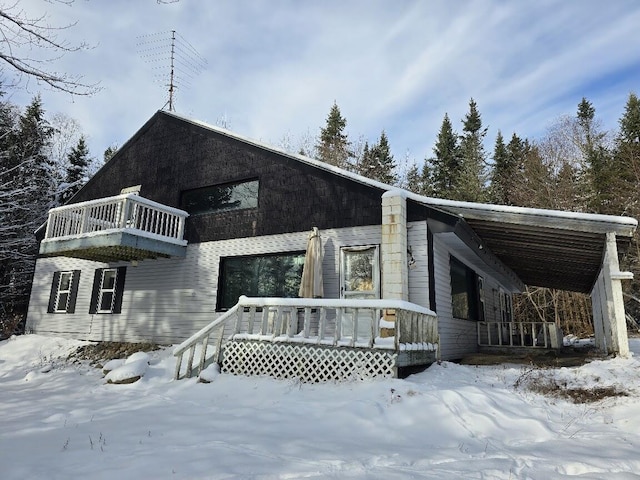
(8, 0, 640, 166)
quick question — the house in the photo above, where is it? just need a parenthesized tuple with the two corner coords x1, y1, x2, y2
(26, 111, 638, 381)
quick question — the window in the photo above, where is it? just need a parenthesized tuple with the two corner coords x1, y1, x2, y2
(89, 267, 126, 314)
(449, 256, 480, 321)
(499, 289, 513, 322)
(217, 252, 305, 310)
(339, 245, 380, 300)
(47, 271, 80, 313)
(477, 276, 486, 322)
(181, 179, 259, 216)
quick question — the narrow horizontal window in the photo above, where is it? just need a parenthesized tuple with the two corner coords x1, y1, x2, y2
(181, 179, 259, 215)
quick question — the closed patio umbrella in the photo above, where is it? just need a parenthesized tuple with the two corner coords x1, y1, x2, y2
(298, 227, 324, 298)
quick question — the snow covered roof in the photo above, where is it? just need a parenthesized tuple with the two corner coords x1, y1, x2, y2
(163, 111, 637, 293)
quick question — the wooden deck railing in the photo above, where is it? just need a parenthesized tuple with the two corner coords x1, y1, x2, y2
(174, 296, 438, 379)
(477, 321, 562, 349)
(43, 193, 188, 244)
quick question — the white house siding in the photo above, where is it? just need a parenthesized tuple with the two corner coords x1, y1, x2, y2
(432, 234, 511, 361)
(26, 257, 104, 338)
(407, 221, 430, 308)
(29, 224, 419, 344)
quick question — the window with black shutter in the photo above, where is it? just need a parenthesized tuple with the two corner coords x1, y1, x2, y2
(89, 267, 126, 314)
(47, 271, 80, 313)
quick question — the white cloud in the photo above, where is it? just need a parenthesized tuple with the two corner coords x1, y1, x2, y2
(5, 0, 640, 166)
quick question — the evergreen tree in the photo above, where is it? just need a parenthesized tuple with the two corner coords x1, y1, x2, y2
(357, 131, 397, 185)
(424, 113, 460, 198)
(0, 96, 55, 332)
(404, 161, 424, 194)
(457, 98, 488, 202)
(315, 102, 351, 168)
(612, 92, 640, 323)
(509, 145, 554, 209)
(490, 131, 508, 204)
(103, 144, 118, 163)
(576, 98, 614, 214)
(60, 136, 91, 203)
(618, 92, 640, 144)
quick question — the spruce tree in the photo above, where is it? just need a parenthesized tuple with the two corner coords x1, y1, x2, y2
(404, 161, 423, 194)
(618, 93, 640, 144)
(315, 102, 351, 168)
(356, 131, 397, 185)
(490, 131, 508, 204)
(0, 96, 54, 331)
(425, 113, 460, 198)
(103, 144, 118, 163)
(61, 136, 91, 203)
(611, 92, 640, 219)
(612, 92, 640, 322)
(577, 98, 614, 214)
(457, 98, 488, 202)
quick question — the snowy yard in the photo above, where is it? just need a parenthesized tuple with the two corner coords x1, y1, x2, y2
(1, 335, 640, 479)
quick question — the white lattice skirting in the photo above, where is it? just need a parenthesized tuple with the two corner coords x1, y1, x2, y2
(221, 340, 398, 382)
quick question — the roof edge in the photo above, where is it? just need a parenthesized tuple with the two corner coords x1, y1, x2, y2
(161, 110, 638, 237)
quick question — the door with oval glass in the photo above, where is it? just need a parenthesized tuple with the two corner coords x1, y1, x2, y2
(339, 245, 380, 339)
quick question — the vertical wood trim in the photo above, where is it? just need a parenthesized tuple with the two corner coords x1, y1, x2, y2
(427, 229, 436, 313)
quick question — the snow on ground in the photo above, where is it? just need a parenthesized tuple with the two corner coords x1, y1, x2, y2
(1, 335, 640, 479)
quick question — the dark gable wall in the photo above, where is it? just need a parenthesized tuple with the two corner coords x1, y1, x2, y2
(72, 112, 427, 243)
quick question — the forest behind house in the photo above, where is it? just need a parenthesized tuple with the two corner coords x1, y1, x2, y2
(2, 92, 639, 340)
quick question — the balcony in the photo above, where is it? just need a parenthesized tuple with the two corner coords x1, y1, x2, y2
(40, 193, 188, 262)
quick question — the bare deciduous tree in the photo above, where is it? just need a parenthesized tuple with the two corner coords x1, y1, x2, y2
(0, 1, 98, 95)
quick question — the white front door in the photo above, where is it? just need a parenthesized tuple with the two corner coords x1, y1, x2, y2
(339, 246, 380, 339)
(339, 245, 380, 300)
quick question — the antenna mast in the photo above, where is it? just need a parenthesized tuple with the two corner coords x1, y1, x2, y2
(168, 30, 176, 111)
(137, 30, 207, 112)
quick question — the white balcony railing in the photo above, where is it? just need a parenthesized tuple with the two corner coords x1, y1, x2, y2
(43, 193, 188, 245)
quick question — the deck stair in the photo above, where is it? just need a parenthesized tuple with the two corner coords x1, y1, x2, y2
(174, 296, 439, 382)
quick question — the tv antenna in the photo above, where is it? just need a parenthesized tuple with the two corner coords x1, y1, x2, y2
(137, 30, 207, 111)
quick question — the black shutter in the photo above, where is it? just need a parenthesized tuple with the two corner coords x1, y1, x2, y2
(89, 269, 103, 314)
(112, 267, 127, 314)
(67, 270, 81, 314)
(47, 271, 61, 313)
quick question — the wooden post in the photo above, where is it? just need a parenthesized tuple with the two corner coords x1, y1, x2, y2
(198, 334, 209, 374)
(601, 232, 631, 357)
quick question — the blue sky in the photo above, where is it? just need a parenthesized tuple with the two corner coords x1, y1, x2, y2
(5, 0, 640, 170)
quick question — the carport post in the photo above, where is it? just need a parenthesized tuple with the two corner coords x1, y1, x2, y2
(593, 232, 632, 357)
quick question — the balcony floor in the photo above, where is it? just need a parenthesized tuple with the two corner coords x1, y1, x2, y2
(39, 230, 187, 262)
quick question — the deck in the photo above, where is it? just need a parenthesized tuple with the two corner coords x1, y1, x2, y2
(174, 296, 439, 382)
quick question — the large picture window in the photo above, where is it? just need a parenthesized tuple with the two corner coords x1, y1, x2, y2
(89, 267, 126, 314)
(217, 252, 305, 310)
(181, 179, 259, 216)
(47, 270, 80, 313)
(449, 256, 481, 321)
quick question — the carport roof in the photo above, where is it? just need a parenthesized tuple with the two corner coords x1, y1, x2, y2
(412, 197, 637, 293)
(162, 111, 639, 295)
